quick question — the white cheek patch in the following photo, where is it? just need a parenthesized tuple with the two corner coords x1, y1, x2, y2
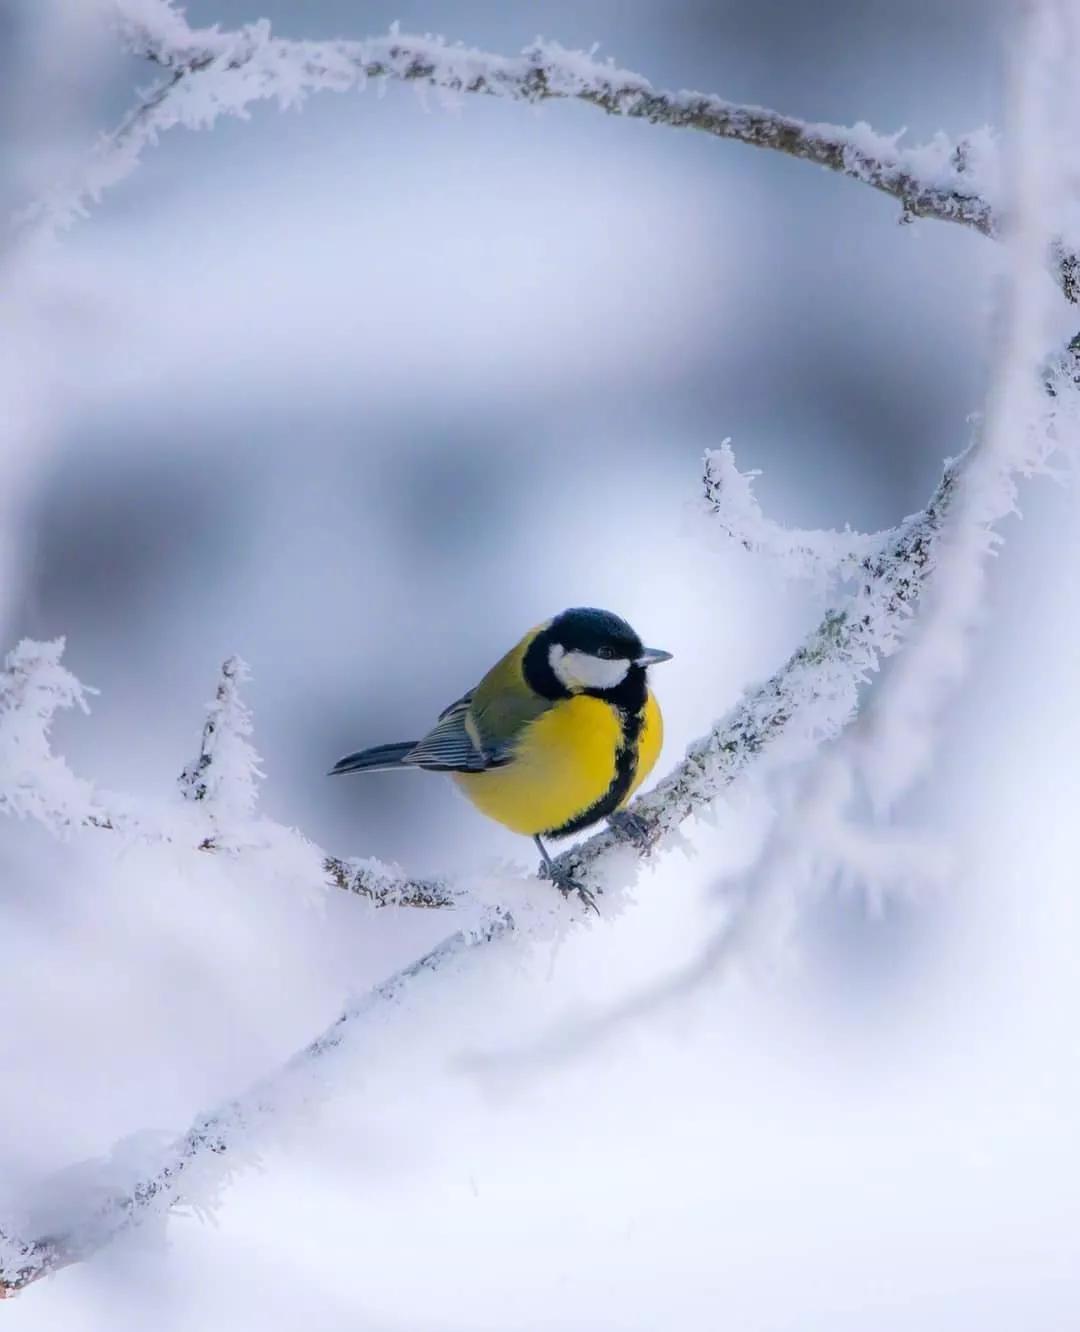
(548, 644, 630, 691)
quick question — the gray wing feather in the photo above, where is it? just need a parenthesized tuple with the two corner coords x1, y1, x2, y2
(405, 693, 511, 772)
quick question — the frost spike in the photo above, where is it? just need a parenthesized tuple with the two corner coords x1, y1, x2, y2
(179, 655, 262, 825)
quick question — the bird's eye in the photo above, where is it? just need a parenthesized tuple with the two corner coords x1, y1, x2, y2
(595, 645, 615, 660)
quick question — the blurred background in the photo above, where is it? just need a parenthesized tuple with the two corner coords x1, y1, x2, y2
(5, 2, 1080, 1330)
(3, 0, 1006, 867)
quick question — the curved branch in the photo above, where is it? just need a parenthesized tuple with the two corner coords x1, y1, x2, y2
(700, 440, 889, 584)
(3, 2, 1076, 1296)
(7, 328, 1076, 1287)
(109, 12, 997, 233)
(24, 5, 1075, 299)
(0, 916, 510, 1294)
(553, 451, 962, 898)
(0, 416, 981, 1294)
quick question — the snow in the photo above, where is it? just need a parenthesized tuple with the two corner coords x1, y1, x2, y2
(0, 639, 96, 833)
(178, 657, 263, 827)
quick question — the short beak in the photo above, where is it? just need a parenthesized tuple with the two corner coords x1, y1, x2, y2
(636, 647, 674, 667)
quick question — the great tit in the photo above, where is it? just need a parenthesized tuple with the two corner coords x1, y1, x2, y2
(330, 607, 672, 894)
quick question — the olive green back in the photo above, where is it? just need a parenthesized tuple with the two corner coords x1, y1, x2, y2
(468, 623, 552, 753)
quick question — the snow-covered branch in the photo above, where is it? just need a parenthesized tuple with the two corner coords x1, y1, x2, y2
(24, 2, 1079, 301)
(103, 6, 998, 234)
(0, 639, 101, 833)
(700, 440, 888, 585)
(845, 1, 1075, 817)
(178, 655, 262, 823)
(322, 855, 456, 910)
(109, 10, 999, 231)
(560, 325, 1080, 903)
(177, 660, 457, 906)
(0, 416, 989, 1293)
(4, 0, 1079, 1300)
(0, 647, 453, 912)
(6, 324, 1078, 1286)
(550, 448, 962, 900)
(0, 916, 510, 1295)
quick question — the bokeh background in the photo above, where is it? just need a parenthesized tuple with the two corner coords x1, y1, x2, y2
(4, 0, 1007, 868)
(5, 2, 1080, 1330)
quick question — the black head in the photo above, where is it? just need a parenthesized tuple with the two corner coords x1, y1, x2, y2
(522, 607, 673, 705)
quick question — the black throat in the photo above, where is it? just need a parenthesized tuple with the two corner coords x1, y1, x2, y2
(585, 666, 648, 713)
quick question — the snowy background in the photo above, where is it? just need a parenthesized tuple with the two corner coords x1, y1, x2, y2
(3, 1, 1080, 1328)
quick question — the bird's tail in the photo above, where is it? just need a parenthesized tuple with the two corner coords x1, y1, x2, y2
(329, 741, 418, 775)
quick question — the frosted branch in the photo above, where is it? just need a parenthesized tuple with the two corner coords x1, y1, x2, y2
(0, 644, 451, 911)
(560, 320, 1079, 906)
(5, 357, 1071, 1289)
(0, 425, 972, 1296)
(322, 855, 456, 910)
(102, 11, 1000, 239)
(549, 451, 962, 903)
(701, 440, 888, 585)
(849, 3, 1076, 816)
(20, 3, 1079, 302)
(179, 655, 262, 825)
(0, 915, 509, 1294)
(0, 638, 98, 832)
(4, 0, 1078, 1298)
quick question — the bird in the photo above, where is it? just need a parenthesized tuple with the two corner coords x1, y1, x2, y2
(330, 607, 672, 907)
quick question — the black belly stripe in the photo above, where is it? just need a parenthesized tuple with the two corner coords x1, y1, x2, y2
(544, 703, 645, 838)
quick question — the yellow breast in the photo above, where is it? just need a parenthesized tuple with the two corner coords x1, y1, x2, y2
(453, 690, 663, 838)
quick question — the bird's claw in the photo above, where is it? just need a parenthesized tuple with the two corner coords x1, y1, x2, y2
(607, 809, 658, 853)
(539, 859, 600, 915)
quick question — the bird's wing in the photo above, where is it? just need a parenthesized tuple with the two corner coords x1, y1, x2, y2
(404, 693, 513, 772)
(407, 626, 555, 773)
(466, 626, 554, 750)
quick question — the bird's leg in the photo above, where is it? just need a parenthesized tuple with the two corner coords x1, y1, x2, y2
(533, 836, 599, 915)
(607, 808, 659, 853)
